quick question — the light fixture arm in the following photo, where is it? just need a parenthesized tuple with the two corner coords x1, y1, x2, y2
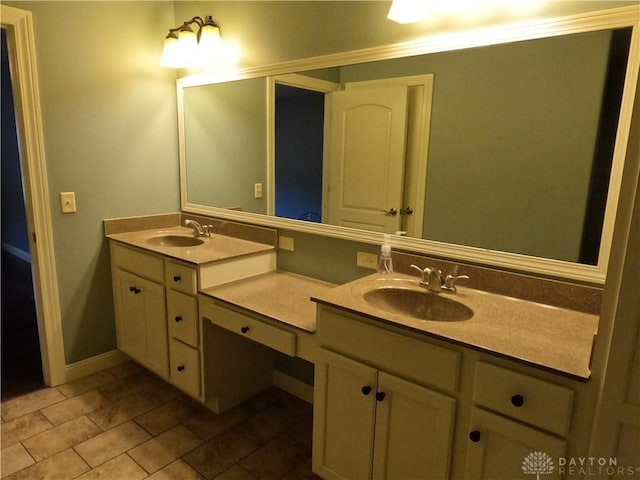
(166, 16, 219, 40)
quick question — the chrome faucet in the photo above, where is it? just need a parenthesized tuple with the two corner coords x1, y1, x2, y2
(411, 264, 469, 293)
(184, 219, 212, 238)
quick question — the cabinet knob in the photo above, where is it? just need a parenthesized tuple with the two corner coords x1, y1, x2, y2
(469, 430, 481, 443)
(361, 386, 372, 396)
(241, 326, 250, 334)
(174, 316, 183, 323)
(177, 365, 185, 372)
(129, 286, 141, 294)
(173, 275, 181, 282)
(511, 394, 525, 407)
(375, 391, 386, 402)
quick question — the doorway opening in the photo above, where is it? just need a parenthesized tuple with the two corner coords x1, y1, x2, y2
(1, 27, 44, 400)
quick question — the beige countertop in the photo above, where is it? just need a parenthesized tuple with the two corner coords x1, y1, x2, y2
(312, 273, 599, 380)
(107, 226, 274, 265)
(201, 271, 335, 332)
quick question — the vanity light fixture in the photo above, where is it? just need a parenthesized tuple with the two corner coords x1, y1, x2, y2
(160, 15, 221, 68)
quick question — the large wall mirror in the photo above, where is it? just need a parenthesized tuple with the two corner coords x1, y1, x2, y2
(178, 6, 639, 283)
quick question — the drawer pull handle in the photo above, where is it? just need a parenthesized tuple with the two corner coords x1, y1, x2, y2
(469, 430, 481, 443)
(173, 275, 181, 282)
(177, 365, 185, 372)
(241, 326, 250, 334)
(129, 286, 141, 294)
(511, 394, 525, 407)
(174, 316, 183, 323)
(361, 386, 372, 396)
(375, 391, 386, 402)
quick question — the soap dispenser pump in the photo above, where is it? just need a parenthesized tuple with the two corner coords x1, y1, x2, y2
(377, 234, 394, 274)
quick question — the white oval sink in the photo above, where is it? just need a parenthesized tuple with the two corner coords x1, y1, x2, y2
(146, 235, 204, 247)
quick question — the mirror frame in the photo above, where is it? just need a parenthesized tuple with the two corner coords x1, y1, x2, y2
(178, 6, 639, 284)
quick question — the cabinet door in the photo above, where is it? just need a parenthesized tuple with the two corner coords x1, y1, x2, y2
(373, 372, 456, 480)
(313, 349, 378, 480)
(465, 407, 566, 480)
(114, 269, 168, 377)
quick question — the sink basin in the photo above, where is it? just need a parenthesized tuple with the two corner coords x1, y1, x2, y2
(362, 287, 474, 322)
(146, 235, 205, 247)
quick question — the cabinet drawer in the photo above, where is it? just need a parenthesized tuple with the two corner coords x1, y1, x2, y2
(473, 362, 574, 436)
(111, 242, 163, 283)
(167, 290, 199, 347)
(169, 339, 201, 399)
(206, 303, 296, 356)
(319, 307, 459, 393)
(166, 261, 197, 295)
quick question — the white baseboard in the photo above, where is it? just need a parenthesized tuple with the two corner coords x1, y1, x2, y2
(273, 370, 314, 404)
(1, 242, 31, 262)
(64, 349, 128, 383)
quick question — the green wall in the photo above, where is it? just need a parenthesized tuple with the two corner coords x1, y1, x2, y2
(6, 1, 179, 364)
(184, 78, 267, 213)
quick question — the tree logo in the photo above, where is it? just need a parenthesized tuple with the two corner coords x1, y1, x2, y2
(522, 451, 555, 479)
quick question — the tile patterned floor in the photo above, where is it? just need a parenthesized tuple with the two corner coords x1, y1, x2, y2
(0, 361, 318, 480)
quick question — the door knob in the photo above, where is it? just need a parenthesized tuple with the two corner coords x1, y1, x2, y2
(400, 206, 413, 215)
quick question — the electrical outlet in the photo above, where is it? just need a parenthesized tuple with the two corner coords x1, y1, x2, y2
(279, 236, 295, 251)
(60, 192, 77, 213)
(357, 251, 378, 270)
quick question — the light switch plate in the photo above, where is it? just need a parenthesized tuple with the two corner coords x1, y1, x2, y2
(254, 183, 263, 199)
(60, 192, 77, 213)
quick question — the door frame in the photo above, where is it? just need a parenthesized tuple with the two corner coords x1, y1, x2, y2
(2, 5, 66, 386)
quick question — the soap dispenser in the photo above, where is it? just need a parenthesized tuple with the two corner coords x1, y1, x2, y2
(377, 234, 394, 274)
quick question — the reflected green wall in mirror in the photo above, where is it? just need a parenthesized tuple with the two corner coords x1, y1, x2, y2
(183, 28, 630, 266)
(184, 77, 268, 214)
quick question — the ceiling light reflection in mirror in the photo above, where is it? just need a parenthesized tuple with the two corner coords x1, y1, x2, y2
(387, 0, 546, 24)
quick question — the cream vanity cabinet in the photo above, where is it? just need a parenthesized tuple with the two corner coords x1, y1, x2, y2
(464, 362, 572, 479)
(110, 242, 202, 399)
(313, 306, 458, 480)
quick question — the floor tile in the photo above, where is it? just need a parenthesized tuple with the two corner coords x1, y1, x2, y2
(40, 389, 109, 426)
(22, 415, 101, 462)
(3, 448, 89, 480)
(213, 465, 259, 480)
(282, 458, 321, 480)
(128, 425, 203, 473)
(138, 375, 183, 406)
(107, 361, 144, 379)
(73, 453, 147, 480)
(147, 459, 206, 480)
(183, 429, 259, 479)
(1, 388, 65, 421)
(240, 433, 309, 480)
(56, 371, 117, 399)
(134, 396, 202, 436)
(233, 403, 298, 445)
(97, 371, 155, 402)
(0, 443, 35, 478)
(88, 392, 155, 431)
(183, 404, 251, 441)
(74, 420, 151, 468)
(0, 411, 52, 448)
